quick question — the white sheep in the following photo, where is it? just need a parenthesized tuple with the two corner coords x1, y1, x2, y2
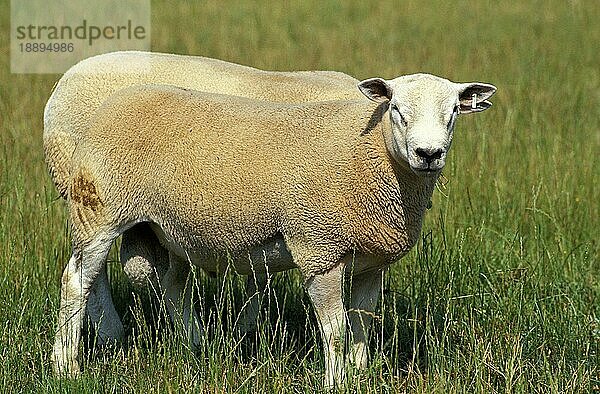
(44, 51, 362, 344)
(52, 73, 496, 387)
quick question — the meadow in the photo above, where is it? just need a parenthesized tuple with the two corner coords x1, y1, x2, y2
(0, 1, 598, 392)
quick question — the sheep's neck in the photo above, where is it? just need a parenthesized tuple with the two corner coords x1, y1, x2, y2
(348, 106, 436, 260)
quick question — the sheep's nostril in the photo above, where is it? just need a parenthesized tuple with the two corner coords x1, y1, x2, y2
(415, 147, 443, 163)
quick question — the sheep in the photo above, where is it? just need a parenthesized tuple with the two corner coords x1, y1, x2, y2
(52, 73, 496, 387)
(44, 51, 362, 345)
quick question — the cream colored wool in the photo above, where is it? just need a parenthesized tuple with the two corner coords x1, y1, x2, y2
(44, 51, 361, 198)
(53, 74, 496, 386)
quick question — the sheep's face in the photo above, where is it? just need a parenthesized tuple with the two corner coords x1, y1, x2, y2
(358, 74, 496, 177)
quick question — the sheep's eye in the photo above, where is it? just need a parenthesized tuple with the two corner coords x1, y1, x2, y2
(391, 104, 407, 127)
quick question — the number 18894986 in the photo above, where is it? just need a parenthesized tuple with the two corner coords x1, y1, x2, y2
(19, 42, 74, 52)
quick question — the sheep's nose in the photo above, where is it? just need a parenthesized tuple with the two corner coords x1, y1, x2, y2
(415, 147, 443, 163)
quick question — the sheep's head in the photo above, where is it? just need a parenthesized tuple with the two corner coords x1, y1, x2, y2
(358, 73, 496, 177)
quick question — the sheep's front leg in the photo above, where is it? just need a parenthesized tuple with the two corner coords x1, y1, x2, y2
(348, 270, 382, 369)
(160, 253, 202, 348)
(306, 264, 346, 389)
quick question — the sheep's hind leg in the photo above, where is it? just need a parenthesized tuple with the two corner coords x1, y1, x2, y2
(85, 267, 125, 346)
(306, 264, 346, 389)
(52, 235, 114, 377)
(160, 253, 202, 349)
(236, 272, 268, 334)
(83, 224, 168, 350)
(348, 270, 382, 369)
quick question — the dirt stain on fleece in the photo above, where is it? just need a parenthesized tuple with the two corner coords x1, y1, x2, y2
(70, 172, 103, 211)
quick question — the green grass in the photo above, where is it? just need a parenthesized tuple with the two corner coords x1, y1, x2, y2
(0, 0, 598, 392)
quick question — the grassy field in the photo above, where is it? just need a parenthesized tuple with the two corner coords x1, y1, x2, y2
(0, 0, 598, 392)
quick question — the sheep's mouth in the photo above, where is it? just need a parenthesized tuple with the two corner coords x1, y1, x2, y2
(410, 163, 444, 177)
(412, 167, 441, 177)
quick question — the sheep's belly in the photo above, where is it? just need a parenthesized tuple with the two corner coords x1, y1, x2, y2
(228, 235, 297, 275)
(150, 223, 296, 275)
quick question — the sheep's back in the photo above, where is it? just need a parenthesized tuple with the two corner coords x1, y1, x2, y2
(45, 51, 362, 198)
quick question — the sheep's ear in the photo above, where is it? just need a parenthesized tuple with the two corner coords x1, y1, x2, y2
(458, 83, 497, 114)
(358, 78, 393, 103)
